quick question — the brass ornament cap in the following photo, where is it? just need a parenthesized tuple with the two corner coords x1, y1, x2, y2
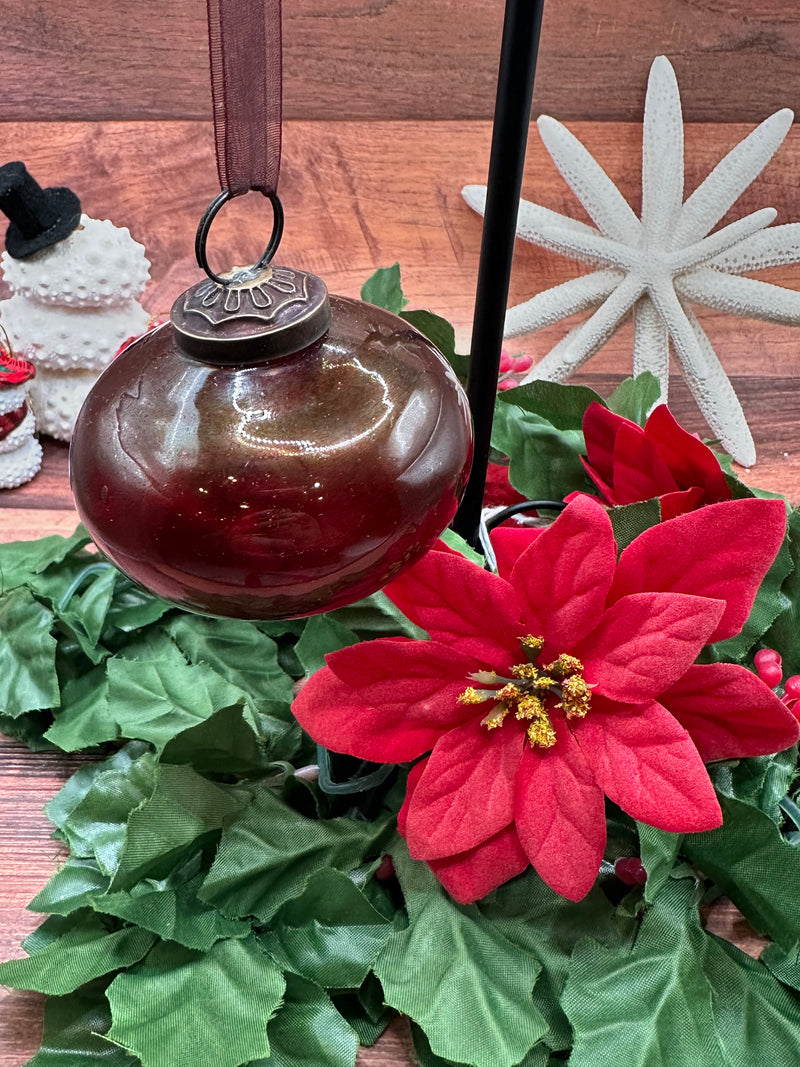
(170, 263, 332, 365)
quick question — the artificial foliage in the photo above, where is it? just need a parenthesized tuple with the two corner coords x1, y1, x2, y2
(2, 269, 800, 1066)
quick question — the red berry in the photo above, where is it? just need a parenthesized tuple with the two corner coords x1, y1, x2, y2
(754, 648, 781, 669)
(497, 378, 517, 391)
(784, 676, 800, 701)
(614, 857, 647, 886)
(513, 353, 533, 372)
(375, 855, 395, 881)
(758, 661, 783, 689)
(499, 350, 514, 373)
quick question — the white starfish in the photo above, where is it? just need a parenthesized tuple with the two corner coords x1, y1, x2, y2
(463, 55, 800, 466)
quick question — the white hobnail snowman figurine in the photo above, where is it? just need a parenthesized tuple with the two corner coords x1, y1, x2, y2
(0, 162, 151, 441)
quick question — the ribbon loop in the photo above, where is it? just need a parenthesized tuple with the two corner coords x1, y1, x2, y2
(206, 0, 283, 197)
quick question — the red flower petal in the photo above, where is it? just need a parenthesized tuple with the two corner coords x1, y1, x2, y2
(398, 758, 428, 837)
(404, 716, 523, 860)
(489, 526, 544, 581)
(659, 487, 705, 522)
(578, 459, 619, 505)
(428, 824, 529, 903)
(483, 463, 527, 507)
(511, 497, 617, 655)
(573, 696, 722, 832)
(609, 499, 786, 643)
(609, 420, 680, 501)
(577, 592, 724, 703)
(658, 663, 800, 762)
(643, 405, 730, 501)
(293, 639, 478, 762)
(514, 718, 607, 901)
(385, 550, 523, 667)
(582, 402, 625, 484)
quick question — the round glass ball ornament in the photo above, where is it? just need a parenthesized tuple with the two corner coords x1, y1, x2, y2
(70, 263, 473, 619)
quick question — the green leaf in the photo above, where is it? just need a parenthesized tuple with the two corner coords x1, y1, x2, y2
(708, 748, 797, 825)
(0, 586, 59, 716)
(703, 929, 800, 1064)
(439, 527, 485, 565)
(497, 380, 603, 430)
(261, 869, 393, 988)
(29, 857, 110, 917)
(45, 668, 118, 751)
(0, 526, 90, 594)
(46, 745, 159, 872)
(637, 823, 683, 904)
(712, 520, 793, 662)
(563, 879, 729, 1067)
(104, 582, 171, 632)
(683, 792, 800, 949)
(360, 263, 408, 314)
(94, 870, 250, 952)
(160, 701, 268, 777)
(199, 785, 395, 923)
(0, 708, 56, 751)
(327, 590, 429, 642)
(106, 935, 285, 1067)
(59, 564, 119, 647)
(400, 308, 470, 380)
(331, 975, 394, 1047)
(478, 867, 625, 1053)
(294, 615, 361, 677)
(0, 912, 155, 995)
(608, 499, 662, 553)
(374, 841, 546, 1067)
(107, 651, 257, 752)
(491, 401, 588, 501)
(23, 978, 141, 1067)
(605, 372, 661, 425)
(111, 763, 247, 890)
(165, 614, 295, 703)
(255, 973, 360, 1067)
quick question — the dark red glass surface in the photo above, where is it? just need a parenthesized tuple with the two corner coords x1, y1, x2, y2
(70, 297, 473, 619)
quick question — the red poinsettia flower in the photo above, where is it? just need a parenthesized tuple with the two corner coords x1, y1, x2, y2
(294, 496, 798, 903)
(578, 402, 731, 520)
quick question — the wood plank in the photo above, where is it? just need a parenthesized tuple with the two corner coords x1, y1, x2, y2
(2, 1, 800, 122)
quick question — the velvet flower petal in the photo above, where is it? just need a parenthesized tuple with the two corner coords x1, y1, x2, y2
(658, 663, 800, 762)
(385, 549, 523, 666)
(609, 498, 786, 641)
(514, 717, 607, 902)
(293, 640, 481, 763)
(574, 696, 722, 832)
(510, 495, 617, 655)
(404, 717, 523, 860)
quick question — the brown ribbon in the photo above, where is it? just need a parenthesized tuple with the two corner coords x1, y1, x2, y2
(206, 0, 283, 197)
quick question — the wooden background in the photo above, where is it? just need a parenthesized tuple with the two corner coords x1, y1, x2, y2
(1, 1, 799, 1063)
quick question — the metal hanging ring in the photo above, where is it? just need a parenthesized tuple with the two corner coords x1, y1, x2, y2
(194, 188, 285, 286)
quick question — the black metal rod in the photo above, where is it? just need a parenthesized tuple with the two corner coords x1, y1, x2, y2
(452, 0, 546, 547)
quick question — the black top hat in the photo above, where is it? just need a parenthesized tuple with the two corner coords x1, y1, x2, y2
(0, 161, 81, 259)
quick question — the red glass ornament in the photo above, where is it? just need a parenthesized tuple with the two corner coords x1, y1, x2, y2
(70, 275, 472, 620)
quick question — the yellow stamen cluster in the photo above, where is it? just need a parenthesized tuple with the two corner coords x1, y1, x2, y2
(459, 635, 593, 750)
(557, 673, 593, 719)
